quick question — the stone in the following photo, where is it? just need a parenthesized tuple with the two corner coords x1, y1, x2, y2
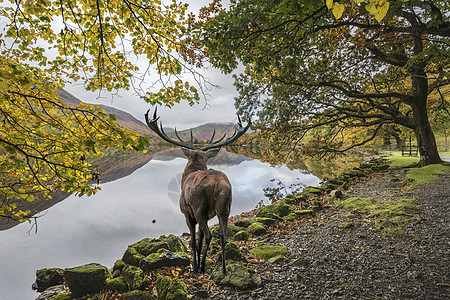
(247, 222, 267, 236)
(140, 249, 190, 271)
(283, 213, 298, 221)
(256, 202, 291, 218)
(36, 285, 67, 300)
(64, 263, 111, 298)
(273, 202, 291, 217)
(123, 235, 187, 266)
(268, 255, 288, 263)
(194, 290, 208, 298)
(234, 217, 256, 228)
(290, 256, 308, 267)
(211, 224, 244, 240)
(233, 230, 249, 241)
(122, 265, 151, 291)
(105, 276, 129, 292)
(217, 241, 243, 262)
(155, 274, 188, 300)
(294, 209, 314, 216)
(33, 268, 64, 292)
(123, 290, 156, 300)
(284, 195, 298, 205)
(256, 217, 278, 225)
(250, 245, 288, 260)
(302, 186, 323, 196)
(211, 261, 262, 290)
(330, 189, 343, 198)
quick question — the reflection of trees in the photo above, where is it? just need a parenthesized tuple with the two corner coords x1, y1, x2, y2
(228, 144, 362, 180)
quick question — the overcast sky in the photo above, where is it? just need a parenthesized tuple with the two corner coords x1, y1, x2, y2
(64, 0, 238, 129)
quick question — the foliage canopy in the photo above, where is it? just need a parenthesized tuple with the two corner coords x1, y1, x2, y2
(0, 0, 198, 223)
(199, 0, 449, 166)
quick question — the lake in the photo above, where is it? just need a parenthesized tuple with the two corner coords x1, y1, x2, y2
(0, 148, 320, 299)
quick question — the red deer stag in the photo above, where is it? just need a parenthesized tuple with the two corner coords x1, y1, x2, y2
(145, 108, 251, 274)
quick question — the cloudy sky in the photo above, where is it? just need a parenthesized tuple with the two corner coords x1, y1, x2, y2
(64, 0, 239, 129)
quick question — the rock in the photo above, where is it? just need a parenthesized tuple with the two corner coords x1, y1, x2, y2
(273, 202, 292, 217)
(290, 256, 308, 267)
(194, 290, 208, 298)
(211, 224, 244, 240)
(330, 189, 343, 198)
(33, 268, 64, 292)
(256, 217, 278, 225)
(211, 261, 262, 290)
(302, 186, 323, 196)
(155, 274, 188, 300)
(36, 285, 67, 300)
(250, 245, 288, 260)
(283, 213, 298, 221)
(284, 195, 298, 205)
(113, 259, 127, 274)
(217, 241, 243, 262)
(256, 203, 276, 218)
(234, 217, 256, 228)
(47, 293, 72, 300)
(140, 249, 190, 271)
(247, 222, 267, 235)
(123, 235, 187, 266)
(268, 255, 288, 263)
(233, 230, 249, 241)
(123, 290, 156, 300)
(256, 202, 291, 218)
(105, 276, 129, 292)
(122, 265, 150, 291)
(294, 209, 314, 216)
(64, 263, 111, 298)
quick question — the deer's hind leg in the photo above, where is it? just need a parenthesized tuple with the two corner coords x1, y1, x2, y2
(185, 215, 199, 273)
(197, 220, 211, 273)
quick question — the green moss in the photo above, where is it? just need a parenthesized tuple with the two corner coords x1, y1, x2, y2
(122, 265, 149, 291)
(217, 241, 243, 262)
(64, 263, 111, 298)
(211, 224, 244, 240)
(234, 217, 256, 228)
(385, 152, 419, 168)
(233, 230, 249, 241)
(302, 186, 323, 195)
(247, 222, 267, 236)
(123, 290, 156, 300)
(336, 197, 420, 235)
(250, 245, 288, 260)
(282, 213, 298, 221)
(294, 209, 314, 216)
(105, 276, 128, 292)
(123, 246, 146, 266)
(211, 261, 262, 290)
(113, 259, 126, 272)
(49, 293, 72, 300)
(255, 217, 277, 225)
(155, 275, 188, 300)
(256, 204, 275, 218)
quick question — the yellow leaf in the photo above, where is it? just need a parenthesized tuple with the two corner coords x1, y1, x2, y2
(332, 2, 345, 19)
(374, 2, 389, 22)
(326, 0, 334, 10)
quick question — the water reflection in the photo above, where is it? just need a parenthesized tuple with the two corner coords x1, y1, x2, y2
(0, 148, 319, 299)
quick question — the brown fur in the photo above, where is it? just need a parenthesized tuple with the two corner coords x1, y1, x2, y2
(180, 148, 231, 274)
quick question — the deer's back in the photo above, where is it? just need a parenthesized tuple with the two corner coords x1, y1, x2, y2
(180, 169, 232, 221)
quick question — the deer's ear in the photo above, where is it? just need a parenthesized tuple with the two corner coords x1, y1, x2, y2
(206, 148, 220, 159)
(182, 148, 191, 157)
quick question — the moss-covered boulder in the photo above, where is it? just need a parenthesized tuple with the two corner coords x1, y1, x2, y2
(256, 202, 291, 218)
(256, 217, 278, 225)
(155, 275, 188, 300)
(140, 249, 190, 271)
(234, 217, 256, 228)
(105, 276, 128, 292)
(233, 230, 249, 241)
(122, 265, 150, 291)
(123, 290, 156, 300)
(211, 224, 244, 241)
(283, 213, 298, 221)
(33, 268, 64, 292)
(247, 222, 267, 236)
(123, 235, 187, 266)
(250, 245, 288, 260)
(294, 209, 314, 216)
(48, 292, 72, 300)
(211, 261, 262, 290)
(64, 263, 111, 298)
(284, 195, 298, 205)
(302, 186, 323, 196)
(217, 241, 243, 262)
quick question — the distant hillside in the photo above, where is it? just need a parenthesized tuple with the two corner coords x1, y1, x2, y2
(167, 122, 242, 144)
(57, 89, 154, 136)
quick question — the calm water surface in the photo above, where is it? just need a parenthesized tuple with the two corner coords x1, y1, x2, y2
(0, 150, 319, 299)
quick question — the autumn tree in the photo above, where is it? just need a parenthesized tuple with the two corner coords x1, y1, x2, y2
(199, 0, 449, 166)
(0, 0, 199, 223)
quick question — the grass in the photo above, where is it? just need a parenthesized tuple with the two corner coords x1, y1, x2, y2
(336, 197, 420, 236)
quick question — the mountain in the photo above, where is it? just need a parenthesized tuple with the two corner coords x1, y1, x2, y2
(57, 89, 154, 136)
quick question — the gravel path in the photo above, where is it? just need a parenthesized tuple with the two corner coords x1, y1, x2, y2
(207, 170, 450, 300)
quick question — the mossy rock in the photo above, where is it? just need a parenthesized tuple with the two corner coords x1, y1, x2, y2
(256, 217, 278, 225)
(123, 290, 156, 300)
(284, 195, 298, 205)
(283, 213, 298, 221)
(290, 256, 308, 267)
(34, 268, 64, 292)
(155, 274, 188, 300)
(302, 186, 323, 196)
(122, 265, 150, 291)
(211, 261, 262, 291)
(123, 235, 187, 266)
(273, 202, 292, 217)
(256, 203, 275, 218)
(217, 241, 243, 262)
(234, 217, 256, 228)
(49, 293, 73, 300)
(113, 259, 126, 273)
(233, 230, 249, 241)
(105, 276, 128, 292)
(247, 222, 267, 236)
(250, 245, 288, 260)
(211, 224, 244, 241)
(64, 263, 111, 298)
(268, 255, 288, 263)
(140, 249, 190, 271)
(294, 209, 314, 216)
